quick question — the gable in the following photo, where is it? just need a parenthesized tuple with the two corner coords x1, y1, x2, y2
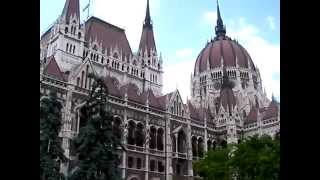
(168, 90, 185, 116)
(43, 56, 66, 81)
(71, 59, 97, 89)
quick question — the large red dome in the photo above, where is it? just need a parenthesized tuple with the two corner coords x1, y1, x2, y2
(194, 36, 256, 75)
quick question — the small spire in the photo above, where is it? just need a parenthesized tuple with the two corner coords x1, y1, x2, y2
(271, 93, 276, 102)
(215, 0, 226, 37)
(144, 0, 152, 28)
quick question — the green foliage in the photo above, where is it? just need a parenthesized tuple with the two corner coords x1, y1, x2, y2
(194, 147, 233, 180)
(40, 91, 67, 180)
(69, 78, 122, 180)
(194, 135, 280, 180)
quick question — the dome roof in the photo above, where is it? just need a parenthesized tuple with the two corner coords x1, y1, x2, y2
(193, 1, 256, 75)
(194, 37, 256, 75)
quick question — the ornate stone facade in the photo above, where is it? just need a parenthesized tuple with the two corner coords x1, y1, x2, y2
(40, 1, 280, 180)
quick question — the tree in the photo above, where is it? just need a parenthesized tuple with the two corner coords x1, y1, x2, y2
(194, 135, 280, 180)
(69, 75, 123, 180)
(40, 91, 67, 180)
(194, 147, 233, 180)
(230, 135, 280, 180)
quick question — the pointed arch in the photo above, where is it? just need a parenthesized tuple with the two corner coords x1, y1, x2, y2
(198, 137, 204, 157)
(172, 135, 176, 153)
(157, 128, 164, 150)
(113, 116, 122, 140)
(127, 120, 136, 145)
(192, 136, 198, 157)
(135, 123, 145, 147)
(177, 130, 186, 153)
(149, 126, 157, 149)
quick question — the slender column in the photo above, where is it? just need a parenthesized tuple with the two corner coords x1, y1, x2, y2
(145, 101, 150, 180)
(165, 114, 172, 180)
(187, 120, 193, 177)
(204, 117, 208, 152)
(122, 108, 127, 179)
(175, 134, 178, 154)
(122, 92, 128, 179)
(60, 84, 74, 176)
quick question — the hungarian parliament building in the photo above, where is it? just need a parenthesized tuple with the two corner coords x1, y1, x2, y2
(40, 0, 280, 180)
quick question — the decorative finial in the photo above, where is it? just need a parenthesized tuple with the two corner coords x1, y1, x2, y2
(215, 0, 226, 37)
(144, 0, 152, 28)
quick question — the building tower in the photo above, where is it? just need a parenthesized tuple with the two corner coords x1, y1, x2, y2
(138, 0, 163, 96)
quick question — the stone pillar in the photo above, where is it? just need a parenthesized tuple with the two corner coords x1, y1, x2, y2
(122, 107, 128, 179)
(175, 133, 178, 154)
(145, 103, 150, 180)
(60, 84, 74, 176)
(165, 114, 173, 180)
(187, 120, 193, 177)
(204, 117, 208, 152)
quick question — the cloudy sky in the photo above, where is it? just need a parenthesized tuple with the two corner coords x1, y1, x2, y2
(40, 0, 280, 102)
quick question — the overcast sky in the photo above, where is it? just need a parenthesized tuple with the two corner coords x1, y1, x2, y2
(41, 0, 280, 102)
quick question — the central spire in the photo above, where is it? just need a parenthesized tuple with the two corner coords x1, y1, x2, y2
(144, 0, 152, 28)
(139, 0, 157, 55)
(215, 0, 226, 37)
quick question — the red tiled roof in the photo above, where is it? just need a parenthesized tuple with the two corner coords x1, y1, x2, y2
(61, 0, 80, 23)
(187, 101, 207, 122)
(147, 90, 165, 110)
(262, 100, 279, 120)
(126, 83, 144, 103)
(157, 94, 168, 110)
(85, 17, 132, 60)
(103, 76, 167, 110)
(138, 26, 156, 56)
(194, 37, 255, 75)
(245, 107, 258, 124)
(43, 56, 66, 81)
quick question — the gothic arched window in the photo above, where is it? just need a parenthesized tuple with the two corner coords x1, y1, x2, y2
(172, 135, 176, 153)
(135, 123, 145, 147)
(157, 128, 164, 151)
(127, 121, 136, 145)
(192, 136, 197, 157)
(85, 65, 89, 88)
(76, 77, 80, 86)
(150, 126, 157, 149)
(80, 71, 84, 88)
(113, 117, 122, 140)
(177, 130, 186, 153)
(198, 138, 204, 157)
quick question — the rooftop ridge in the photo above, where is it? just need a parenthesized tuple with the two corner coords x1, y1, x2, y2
(86, 16, 125, 32)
